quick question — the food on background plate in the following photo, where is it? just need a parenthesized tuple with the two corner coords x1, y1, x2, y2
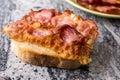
(77, 0, 120, 15)
(3, 9, 98, 69)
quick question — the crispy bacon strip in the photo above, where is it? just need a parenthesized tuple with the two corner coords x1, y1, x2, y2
(80, 0, 120, 4)
(33, 9, 58, 23)
(59, 25, 84, 43)
(77, 0, 120, 14)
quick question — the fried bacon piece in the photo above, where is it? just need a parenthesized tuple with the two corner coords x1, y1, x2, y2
(77, 0, 120, 14)
(80, 0, 120, 4)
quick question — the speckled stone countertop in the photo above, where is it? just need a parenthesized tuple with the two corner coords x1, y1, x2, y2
(0, 0, 120, 80)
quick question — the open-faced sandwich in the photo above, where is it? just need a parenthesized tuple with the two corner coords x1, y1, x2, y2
(3, 9, 98, 69)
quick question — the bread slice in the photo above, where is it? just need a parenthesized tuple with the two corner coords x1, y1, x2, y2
(11, 39, 83, 69)
(3, 9, 98, 69)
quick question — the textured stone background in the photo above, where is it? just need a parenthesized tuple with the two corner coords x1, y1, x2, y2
(0, 0, 120, 80)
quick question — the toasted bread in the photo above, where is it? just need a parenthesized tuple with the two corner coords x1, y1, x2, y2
(3, 9, 98, 69)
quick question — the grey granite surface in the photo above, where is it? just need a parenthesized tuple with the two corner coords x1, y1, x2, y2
(0, 0, 120, 80)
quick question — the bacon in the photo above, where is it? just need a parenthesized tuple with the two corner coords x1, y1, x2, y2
(77, 0, 120, 14)
(51, 15, 76, 27)
(96, 6, 113, 13)
(3, 9, 98, 45)
(80, 0, 119, 4)
(32, 29, 53, 37)
(33, 9, 59, 23)
(77, 20, 98, 45)
(51, 11, 80, 28)
(59, 25, 82, 43)
(102, 0, 118, 4)
(96, 6, 120, 14)
(80, 0, 102, 4)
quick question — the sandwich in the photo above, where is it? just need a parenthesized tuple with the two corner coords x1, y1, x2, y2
(3, 9, 98, 69)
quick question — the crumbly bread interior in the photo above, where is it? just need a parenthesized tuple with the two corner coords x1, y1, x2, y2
(11, 39, 91, 66)
(11, 39, 84, 69)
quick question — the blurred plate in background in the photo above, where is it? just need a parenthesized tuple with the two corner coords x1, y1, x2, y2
(65, 0, 120, 18)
